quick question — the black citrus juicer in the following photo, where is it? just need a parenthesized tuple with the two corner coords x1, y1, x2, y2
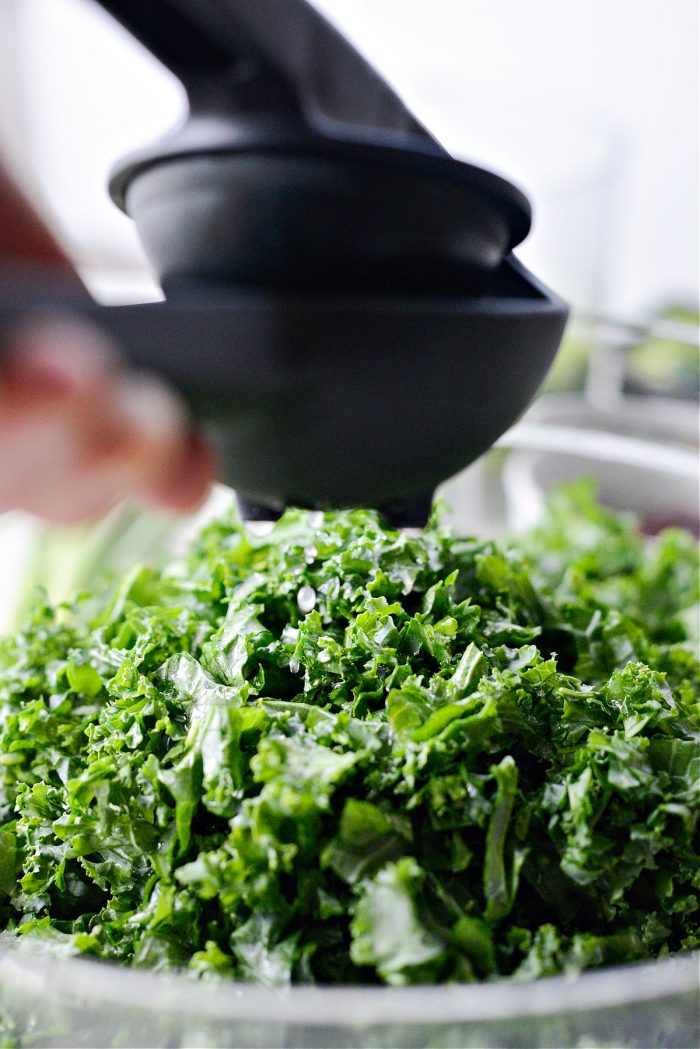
(0, 0, 568, 527)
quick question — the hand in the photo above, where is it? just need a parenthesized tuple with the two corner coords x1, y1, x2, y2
(0, 164, 216, 523)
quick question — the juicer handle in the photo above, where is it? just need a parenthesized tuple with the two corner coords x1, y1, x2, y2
(0, 271, 292, 417)
(93, 0, 438, 144)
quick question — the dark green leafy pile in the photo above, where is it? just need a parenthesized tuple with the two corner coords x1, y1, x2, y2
(0, 481, 697, 985)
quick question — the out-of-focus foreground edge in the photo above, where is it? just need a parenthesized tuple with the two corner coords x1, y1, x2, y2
(0, 948, 696, 1025)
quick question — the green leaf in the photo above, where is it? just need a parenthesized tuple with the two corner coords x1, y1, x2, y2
(483, 756, 522, 921)
(323, 799, 411, 884)
(350, 858, 447, 984)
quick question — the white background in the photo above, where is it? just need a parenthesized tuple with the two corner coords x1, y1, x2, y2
(0, 0, 697, 313)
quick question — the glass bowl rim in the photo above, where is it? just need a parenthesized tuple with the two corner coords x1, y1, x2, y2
(0, 947, 696, 1026)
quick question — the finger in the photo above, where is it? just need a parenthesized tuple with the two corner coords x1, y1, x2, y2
(0, 163, 79, 275)
(0, 321, 216, 521)
(87, 370, 216, 511)
(0, 318, 119, 412)
(141, 430, 217, 512)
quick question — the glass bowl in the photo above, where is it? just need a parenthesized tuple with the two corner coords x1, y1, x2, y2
(0, 946, 697, 1048)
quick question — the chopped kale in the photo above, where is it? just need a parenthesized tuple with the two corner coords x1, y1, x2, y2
(0, 480, 697, 984)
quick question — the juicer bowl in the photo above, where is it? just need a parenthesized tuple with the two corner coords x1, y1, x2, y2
(114, 144, 532, 295)
(0, 256, 565, 523)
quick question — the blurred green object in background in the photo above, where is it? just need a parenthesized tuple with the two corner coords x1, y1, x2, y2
(542, 302, 699, 400)
(542, 331, 591, 393)
(624, 305, 700, 399)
